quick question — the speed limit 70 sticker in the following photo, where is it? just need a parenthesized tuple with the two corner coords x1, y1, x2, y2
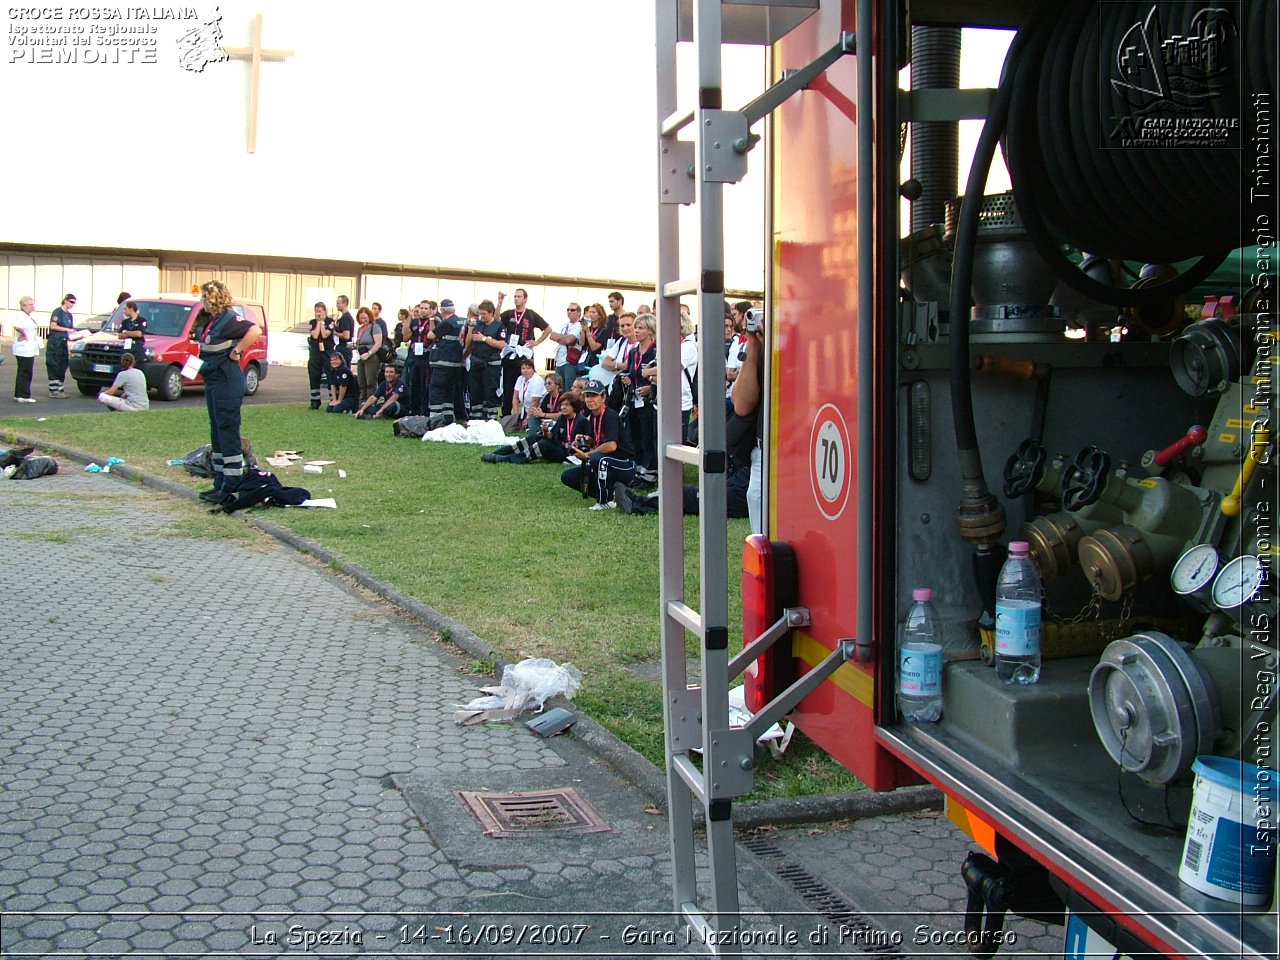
(809, 403, 852, 520)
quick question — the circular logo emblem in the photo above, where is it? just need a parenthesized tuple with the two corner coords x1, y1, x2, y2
(809, 403, 851, 520)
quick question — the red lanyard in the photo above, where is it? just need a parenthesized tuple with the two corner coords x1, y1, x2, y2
(592, 411, 605, 448)
(513, 309, 527, 340)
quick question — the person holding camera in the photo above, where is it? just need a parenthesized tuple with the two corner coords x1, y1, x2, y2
(731, 310, 765, 533)
(466, 299, 505, 421)
(482, 393, 587, 465)
(724, 301, 752, 404)
(559, 379, 637, 510)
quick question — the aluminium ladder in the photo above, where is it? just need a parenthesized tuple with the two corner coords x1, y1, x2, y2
(653, 1, 858, 953)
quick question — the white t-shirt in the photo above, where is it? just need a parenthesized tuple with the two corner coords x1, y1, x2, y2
(111, 367, 150, 410)
(595, 337, 633, 388)
(514, 373, 547, 416)
(555, 320, 583, 366)
(11, 312, 38, 358)
(724, 334, 747, 397)
(680, 336, 698, 411)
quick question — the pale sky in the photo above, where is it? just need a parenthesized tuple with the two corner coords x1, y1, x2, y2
(2, 2, 1011, 290)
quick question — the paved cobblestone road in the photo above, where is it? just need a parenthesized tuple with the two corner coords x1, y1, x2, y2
(0, 467, 1060, 959)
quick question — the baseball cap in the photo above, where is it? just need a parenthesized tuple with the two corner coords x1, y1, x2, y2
(583, 379, 606, 395)
(439, 298, 455, 309)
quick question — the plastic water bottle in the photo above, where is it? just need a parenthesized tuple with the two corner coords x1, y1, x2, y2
(995, 541, 1042, 684)
(898, 588, 943, 722)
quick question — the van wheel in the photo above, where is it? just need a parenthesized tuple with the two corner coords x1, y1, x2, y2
(244, 362, 261, 396)
(77, 381, 98, 397)
(159, 365, 184, 401)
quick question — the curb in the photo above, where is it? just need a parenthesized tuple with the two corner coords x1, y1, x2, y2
(4, 431, 942, 828)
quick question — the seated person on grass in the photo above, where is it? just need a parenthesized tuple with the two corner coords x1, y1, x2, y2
(612, 463, 751, 517)
(325, 352, 359, 414)
(97, 352, 149, 412)
(356, 363, 406, 420)
(482, 394, 587, 464)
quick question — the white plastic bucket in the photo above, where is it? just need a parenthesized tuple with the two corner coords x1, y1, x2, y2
(1178, 756, 1277, 905)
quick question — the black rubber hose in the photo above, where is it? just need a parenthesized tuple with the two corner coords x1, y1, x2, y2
(999, 1, 1274, 308)
(1004, 3, 1233, 307)
(949, 20, 1039, 454)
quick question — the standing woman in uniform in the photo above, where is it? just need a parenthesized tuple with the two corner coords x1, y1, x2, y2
(195, 280, 262, 503)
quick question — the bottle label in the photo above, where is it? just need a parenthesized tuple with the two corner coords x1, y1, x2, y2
(899, 643, 942, 698)
(995, 600, 1041, 656)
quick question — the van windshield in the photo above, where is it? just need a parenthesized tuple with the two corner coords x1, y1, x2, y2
(103, 302, 194, 338)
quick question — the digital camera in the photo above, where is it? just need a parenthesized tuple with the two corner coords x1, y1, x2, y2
(744, 307, 763, 333)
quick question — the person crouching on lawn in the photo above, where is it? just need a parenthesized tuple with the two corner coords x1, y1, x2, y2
(326, 352, 358, 413)
(355, 363, 406, 420)
(98, 352, 150, 412)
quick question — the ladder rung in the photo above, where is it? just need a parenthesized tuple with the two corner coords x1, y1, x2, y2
(661, 108, 695, 137)
(667, 601, 702, 636)
(663, 278, 697, 298)
(664, 443, 700, 466)
(681, 905, 711, 943)
(671, 754, 706, 799)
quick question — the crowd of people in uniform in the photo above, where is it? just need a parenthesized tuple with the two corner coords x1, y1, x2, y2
(304, 289, 761, 515)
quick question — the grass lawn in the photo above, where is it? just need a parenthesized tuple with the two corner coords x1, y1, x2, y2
(1, 402, 862, 801)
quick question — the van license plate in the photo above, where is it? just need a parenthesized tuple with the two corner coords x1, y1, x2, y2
(91, 363, 113, 373)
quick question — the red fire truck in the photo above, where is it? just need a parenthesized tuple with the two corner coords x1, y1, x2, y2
(653, 1, 1276, 957)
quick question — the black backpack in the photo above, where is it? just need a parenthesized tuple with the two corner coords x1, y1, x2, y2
(376, 319, 395, 363)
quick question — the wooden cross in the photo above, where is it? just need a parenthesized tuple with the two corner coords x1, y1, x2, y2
(222, 13, 294, 154)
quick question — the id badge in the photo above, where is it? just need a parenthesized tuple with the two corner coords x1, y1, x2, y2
(123, 338, 134, 350)
(414, 342, 424, 356)
(180, 354, 203, 380)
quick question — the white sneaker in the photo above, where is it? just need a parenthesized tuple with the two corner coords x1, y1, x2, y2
(17, 397, 36, 404)
(589, 502, 609, 511)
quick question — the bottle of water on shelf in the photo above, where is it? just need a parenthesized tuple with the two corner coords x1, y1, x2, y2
(996, 541, 1042, 684)
(898, 587, 943, 722)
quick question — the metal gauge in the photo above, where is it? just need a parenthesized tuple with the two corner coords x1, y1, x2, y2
(1211, 555, 1266, 610)
(1170, 544, 1220, 609)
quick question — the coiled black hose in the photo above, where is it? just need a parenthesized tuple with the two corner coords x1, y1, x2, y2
(949, 0, 1273, 535)
(1002, 1, 1273, 305)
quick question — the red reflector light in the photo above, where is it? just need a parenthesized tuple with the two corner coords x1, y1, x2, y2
(741, 535, 797, 714)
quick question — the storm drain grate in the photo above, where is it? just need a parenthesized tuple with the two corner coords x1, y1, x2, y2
(456, 787, 615, 838)
(741, 835, 907, 957)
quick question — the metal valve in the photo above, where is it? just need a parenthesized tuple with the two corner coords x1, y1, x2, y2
(1060, 446, 1112, 511)
(1002, 438, 1048, 499)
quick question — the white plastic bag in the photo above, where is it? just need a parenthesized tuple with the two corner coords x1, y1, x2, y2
(503, 657, 582, 711)
(462, 657, 582, 714)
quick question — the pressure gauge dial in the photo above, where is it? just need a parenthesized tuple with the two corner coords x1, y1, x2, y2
(1170, 544, 1220, 610)
(1211, 555, 1266, 610)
